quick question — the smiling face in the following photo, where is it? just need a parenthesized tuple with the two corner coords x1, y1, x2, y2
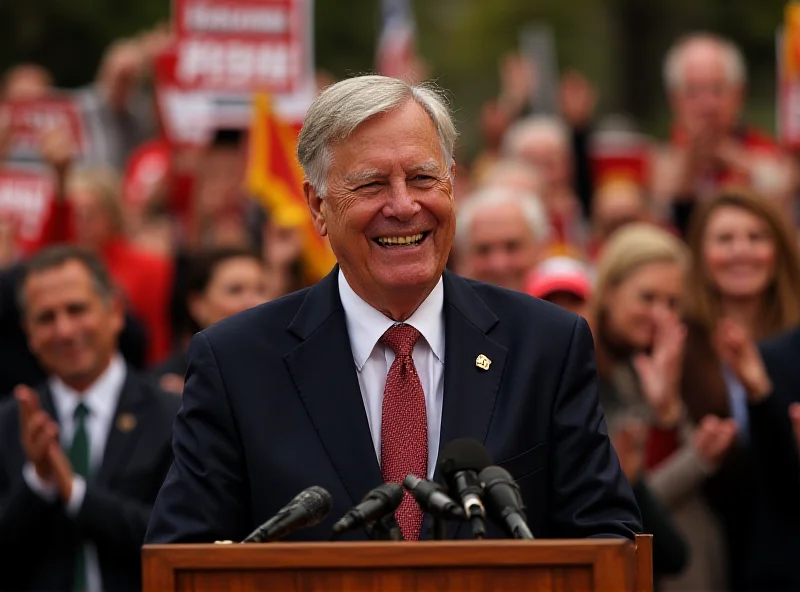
(306, 99, 455, 318)
(189, 256, 269, 329)
(604, 262, 684, 350)
(702, 205, 776, 300)
(23, 259, 123, 391)
(462, 201, 542, 292)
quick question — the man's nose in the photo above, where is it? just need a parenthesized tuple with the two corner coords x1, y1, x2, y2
(382, 182, 421, 221)
(52, 313, 79, 341)
(486, 249, 513, 273)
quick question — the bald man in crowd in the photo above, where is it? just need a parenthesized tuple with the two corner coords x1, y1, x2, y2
(455, 186, 550, 292)
(651, 33, 795, 231)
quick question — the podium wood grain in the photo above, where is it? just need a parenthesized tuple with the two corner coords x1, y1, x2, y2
(143, 535, 653, 592)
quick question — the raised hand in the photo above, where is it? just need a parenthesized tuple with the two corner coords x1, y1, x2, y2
(498, 52, 537, 116)
(609, 417, 647, 484)
(16, 384, 75, 499)
(714, 318, 772, 402)
(692, 415, 738, 467)
(16, 385, 59, 483)
(38, 124, 77, 176)
(633, 310, 687, 426)
(790, 403, 800, 451)
(559, 70, 597, 129)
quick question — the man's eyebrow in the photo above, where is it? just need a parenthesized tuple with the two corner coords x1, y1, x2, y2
(343, 169, 385, 185)
(408, 161, 441, 174)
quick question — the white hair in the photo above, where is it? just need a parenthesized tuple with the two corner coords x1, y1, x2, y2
(663, 33, 746, 91)
(501, 115, 569, 158)
(455, 186, 550, 250)
(296, 75, 457, 197)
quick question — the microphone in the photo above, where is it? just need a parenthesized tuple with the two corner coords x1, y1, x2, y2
(242, 486, 332, 543)
(438, 438, 493, 539)
(403, 474, 464, 520)
(479, 466, 534, 540)
(331, 483, 404, 538)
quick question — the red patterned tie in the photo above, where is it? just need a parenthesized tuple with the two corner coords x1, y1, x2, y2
(380, 323, 428, 540)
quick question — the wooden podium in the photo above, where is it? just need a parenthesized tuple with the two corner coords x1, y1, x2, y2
(143, 534, 652, 592)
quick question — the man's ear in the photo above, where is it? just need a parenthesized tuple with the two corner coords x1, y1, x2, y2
(304, 181, 327, 237)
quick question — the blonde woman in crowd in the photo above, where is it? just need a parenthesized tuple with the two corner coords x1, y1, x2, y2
(589, 223, 731, 591)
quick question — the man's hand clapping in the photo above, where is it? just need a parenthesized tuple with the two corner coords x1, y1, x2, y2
(15, 385, 74, 500)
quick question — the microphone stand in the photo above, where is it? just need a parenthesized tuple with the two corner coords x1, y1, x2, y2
(367, 514, 403, 541)
(432, 515, 448, 541)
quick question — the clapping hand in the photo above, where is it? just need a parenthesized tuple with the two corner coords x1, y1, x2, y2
(692, 415, 738, 468)
(633, 310, 687, 427)
(610, 418, 647, 484)
(790, 403, 800, 452)
(15, 385, 74, 500)
(714, 318, 772, 403)
(38, 124, 77, 177)
(559, 70, 597, 129)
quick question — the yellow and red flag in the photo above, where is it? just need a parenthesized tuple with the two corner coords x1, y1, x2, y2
(785, 2, 800, 79)
(246, 93, 336, 283)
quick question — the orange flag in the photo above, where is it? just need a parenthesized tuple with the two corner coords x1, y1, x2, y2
(246, 93, 336, 283)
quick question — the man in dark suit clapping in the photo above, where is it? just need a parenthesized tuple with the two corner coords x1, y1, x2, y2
(0, 246, 180, 592)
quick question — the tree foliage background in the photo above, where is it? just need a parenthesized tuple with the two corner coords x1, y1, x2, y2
(0, 0, 790, 158)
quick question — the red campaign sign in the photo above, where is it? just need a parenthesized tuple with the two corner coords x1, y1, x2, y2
(0, 96, 88, 158)
(171, 0, 309, 94)
(0, 170, 54, 254)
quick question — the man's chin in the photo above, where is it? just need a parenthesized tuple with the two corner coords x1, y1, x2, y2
(376, 263, 441, 288)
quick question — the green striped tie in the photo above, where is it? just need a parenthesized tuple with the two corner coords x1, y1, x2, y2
(69, 402, 90, 592)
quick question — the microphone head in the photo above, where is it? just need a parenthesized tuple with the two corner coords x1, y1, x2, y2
(295, 486, 333, 524)
(438, 438, 493, 478)
(403, 474, 422, 490)
(478, 465, 525, 513)
(364, 482, 404, 511)
(478, 465, 514, 486)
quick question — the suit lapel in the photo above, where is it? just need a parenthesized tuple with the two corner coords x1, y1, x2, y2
(284, 268, 383, 507)
(427, 272, 507, 540)
(437, 271, 508, 469)
(95, 371, 145, 486)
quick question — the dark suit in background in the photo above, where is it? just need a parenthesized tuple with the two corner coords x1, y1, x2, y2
(146, 269, 641, 543)
(0, 370, 179, 592)
(745, 328, 800, 591)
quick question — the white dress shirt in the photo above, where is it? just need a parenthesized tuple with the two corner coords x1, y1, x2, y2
(338, 270, 445, 480)
(23, 354, 126, 592)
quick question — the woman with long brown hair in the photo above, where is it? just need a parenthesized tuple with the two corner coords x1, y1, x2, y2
(589, 223, 728, 591)
(680, 189, 800, 592)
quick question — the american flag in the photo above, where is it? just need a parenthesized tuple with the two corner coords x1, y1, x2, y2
(376, 0, 416, 79)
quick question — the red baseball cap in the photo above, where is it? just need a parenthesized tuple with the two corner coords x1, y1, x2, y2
(525, 257, 593, 301)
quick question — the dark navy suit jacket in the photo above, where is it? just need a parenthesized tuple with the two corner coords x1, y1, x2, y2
(145, 269, 641, 543)
(0, 369, 179, 592)
(743, 328, 800, 591)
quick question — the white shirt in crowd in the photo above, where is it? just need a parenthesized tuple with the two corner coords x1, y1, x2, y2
(23, 354, 127, 592)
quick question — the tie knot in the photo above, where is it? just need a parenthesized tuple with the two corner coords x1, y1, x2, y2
(74, 402, 89, 422)
(380, 324, 421, 357)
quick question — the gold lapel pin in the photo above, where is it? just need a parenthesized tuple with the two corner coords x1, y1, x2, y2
(116, 413, 137, 433)
(475, 354, 492, 371)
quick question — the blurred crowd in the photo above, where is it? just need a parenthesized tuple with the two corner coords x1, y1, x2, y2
(0, 23, 799, 592)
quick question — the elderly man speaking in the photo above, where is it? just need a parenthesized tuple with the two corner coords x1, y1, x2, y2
(146, 76, 640, 543)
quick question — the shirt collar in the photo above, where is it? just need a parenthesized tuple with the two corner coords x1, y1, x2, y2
(50, 354, 127, 424)
(338, 269, 445, 371)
